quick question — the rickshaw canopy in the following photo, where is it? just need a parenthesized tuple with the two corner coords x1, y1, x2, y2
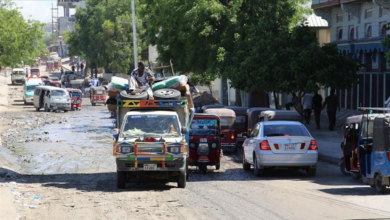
(201, 104, 225, 112)
(225, 106, 248, 115)
(246, 107, 272, 128)
(204, 108, 236, 129)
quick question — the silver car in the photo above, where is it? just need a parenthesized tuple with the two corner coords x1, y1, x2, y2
(242, 121, 318, 176)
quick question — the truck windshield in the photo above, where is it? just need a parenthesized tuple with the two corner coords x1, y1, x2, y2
(122, 115, 181, 138)
(190, 119, 219, 136)
(13, 71, 24, 75)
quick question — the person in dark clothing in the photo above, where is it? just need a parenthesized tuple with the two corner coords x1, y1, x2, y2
(80, 63, 84, 74)
(71, 64, 75, 72)
(323, 89, 340, 131)
(312, 91, 323, 129)
(285, 93, 298, 110)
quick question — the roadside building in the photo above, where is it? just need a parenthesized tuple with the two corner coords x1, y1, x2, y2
(313, 0, 390, 109)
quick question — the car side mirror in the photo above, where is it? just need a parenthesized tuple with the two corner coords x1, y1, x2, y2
(181, 127, 188, 134)
(220, 133, 225, 137)
(242, 132, 247, 137)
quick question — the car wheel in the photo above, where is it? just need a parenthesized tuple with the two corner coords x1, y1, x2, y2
(36, 107, 40, 112)
(23, 100, 27, 105)
(119, 90, 148, 100)
(253, 155, 264, 177)
(92, 103, 96, 106)
(12, 81, 14, 85)
(116, 171, 126, 189)
(375, 174, 386, 194)
(306, 167, 317, 177)
(215, 163, 220, 170)
(351, 172, 361, 180)
(153, 88, 181, 100)
(64, 110, 68, 112)
(178, 172, 186, 188)
(44, 104, 49, 112)
(339, 160, 349, 176)
(242, 151, 251, 171)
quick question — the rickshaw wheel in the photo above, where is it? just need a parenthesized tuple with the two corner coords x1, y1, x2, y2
(199, 163, 207, 174)
(215, 163, 220, 170)
(351, 172, 361, 180)
(339, 161, 349, 175)
(375, 174, 386, 194)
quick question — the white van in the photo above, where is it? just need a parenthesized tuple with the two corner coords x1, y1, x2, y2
(11, 68, 26, 84)
(33, 86, 71, 112)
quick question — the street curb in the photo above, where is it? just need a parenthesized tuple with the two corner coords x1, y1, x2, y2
(318, 154, 339, 165)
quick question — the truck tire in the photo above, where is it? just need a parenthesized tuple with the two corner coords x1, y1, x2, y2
(117, 171, 126, 189)
(153, 89, 181, 100)
(178, 172, 186, 188)
(119, 90, 148, 100)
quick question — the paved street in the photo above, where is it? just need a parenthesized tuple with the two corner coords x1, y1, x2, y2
(0, 67, 390, 220)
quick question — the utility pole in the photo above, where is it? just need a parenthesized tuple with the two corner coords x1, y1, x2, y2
(131, 0, 138, 68)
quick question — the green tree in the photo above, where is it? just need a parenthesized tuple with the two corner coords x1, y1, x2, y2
(0, 0, 46, 68)
(64, 0, 146, 74)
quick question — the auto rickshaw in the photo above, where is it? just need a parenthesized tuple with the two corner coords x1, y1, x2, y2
(246, 107, 272, 134)
(225, 106, 248, 147)
(69, 79, 84, 90)
(204, 109, 237, 152)
(46, 61, 54, 72)
(53, 59, 61, 70)
(90, 86, 107, 106)
(189, 113, 223, 174)
(359, 114, 390, 193)
(259, 110, 302, 122)
(66, 88, 83, 110)
(199, 104, 225, 113)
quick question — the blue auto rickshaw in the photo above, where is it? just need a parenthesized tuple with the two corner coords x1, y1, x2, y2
(359, 114, 390, 193)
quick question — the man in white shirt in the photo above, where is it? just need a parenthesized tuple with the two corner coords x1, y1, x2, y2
(303, 92, 313, 124)
(128, 61, 155, 99)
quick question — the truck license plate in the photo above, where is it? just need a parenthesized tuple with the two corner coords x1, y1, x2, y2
(143, 164, 157, 170)
(200, 138, 207, 143)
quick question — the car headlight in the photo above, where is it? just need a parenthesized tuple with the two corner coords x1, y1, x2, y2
(190, 143, 195, 148)
(169, 147, 180, 153)
(121, 146, 132, 153)
(211, 143, 217, 149)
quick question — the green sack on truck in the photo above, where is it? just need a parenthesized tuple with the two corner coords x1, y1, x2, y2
(110, 76, 128, 90)
(152, 80, 166, 91)
(152, 75, 188, 91)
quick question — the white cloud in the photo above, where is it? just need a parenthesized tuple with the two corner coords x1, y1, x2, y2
(12, 0, 76, 23)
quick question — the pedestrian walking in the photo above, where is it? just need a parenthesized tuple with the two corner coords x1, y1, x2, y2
(285, 93, 298, 110)
(323, 89, 340, 131)
(303, 92, 313, 124)
(312, 91, 323, 129)
(71, 64, 75, 72)
(76, 62, 80, 73)
(80, 63, 84, 74)
(25, 68, 29, 77)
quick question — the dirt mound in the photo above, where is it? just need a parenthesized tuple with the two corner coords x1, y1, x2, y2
(193, 91, 219, 105)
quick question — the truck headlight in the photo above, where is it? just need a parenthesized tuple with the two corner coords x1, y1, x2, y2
(169, 147, 180, 153)
(190, 143, 195, 148)
(121, 146, 132, 153)
(211, 143, 217, 148)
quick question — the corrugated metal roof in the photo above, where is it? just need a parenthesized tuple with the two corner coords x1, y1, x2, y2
(306, 14, 328, 27)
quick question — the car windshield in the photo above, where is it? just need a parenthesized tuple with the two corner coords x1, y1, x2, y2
(26, 85, 36, 91)
(264, 124, 310, 137)
(12, 71, 24, 75)
(70, 92, 81, 98)
(190, 119, 219, 136)
(122, 114, 180, 138)
(51, 90, 67, 97)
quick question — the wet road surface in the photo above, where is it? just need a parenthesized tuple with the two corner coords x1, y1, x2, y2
(1, 69, 390, 220)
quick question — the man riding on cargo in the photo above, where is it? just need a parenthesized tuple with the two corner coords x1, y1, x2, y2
(128, 61, 155, 100)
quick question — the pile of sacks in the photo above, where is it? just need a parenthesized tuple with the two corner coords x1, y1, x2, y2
(107, 75, 189, 97)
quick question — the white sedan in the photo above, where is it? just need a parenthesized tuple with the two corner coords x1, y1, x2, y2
(242, 121, 318, 176)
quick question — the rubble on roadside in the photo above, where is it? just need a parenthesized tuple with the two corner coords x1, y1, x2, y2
(193, 91, 219, 105)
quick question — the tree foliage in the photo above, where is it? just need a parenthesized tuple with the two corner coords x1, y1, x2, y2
(64, 0, 146, 73)
(0, 0, 46, 67)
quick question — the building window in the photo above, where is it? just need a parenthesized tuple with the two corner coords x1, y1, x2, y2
(365, 9, 372, 19)
(348, 13, 352, 21)
(337, 14, 343, 23)
(381, 24, 387, 36)
(338, 29, 343, 40)
(367, 26, 372, 37)
(379, 7, 387, 17)
(350, 28, 355, 40)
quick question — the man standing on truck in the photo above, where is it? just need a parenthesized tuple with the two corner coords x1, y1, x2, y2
(128, 61, 155, 99)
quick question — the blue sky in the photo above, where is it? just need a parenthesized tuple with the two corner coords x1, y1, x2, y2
(13, 0, 74, 23)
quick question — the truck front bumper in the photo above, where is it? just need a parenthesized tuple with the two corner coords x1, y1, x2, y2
(116, 157, 186, 174)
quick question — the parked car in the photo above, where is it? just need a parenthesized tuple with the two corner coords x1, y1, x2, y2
(23, 80, 43, 104)
(242, 121, 318, 176)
